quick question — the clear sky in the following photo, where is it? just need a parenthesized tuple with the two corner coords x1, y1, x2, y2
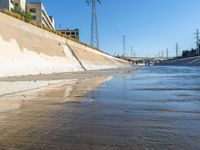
(41, 0, 200, 57)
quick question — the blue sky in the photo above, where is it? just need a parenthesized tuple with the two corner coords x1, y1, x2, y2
(41, 0, 200, 57)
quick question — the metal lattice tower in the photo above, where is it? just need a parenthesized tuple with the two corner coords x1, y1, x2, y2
(86, 0, 101, 49)
(131, 46, 133, 57)
(176, 43, 179, 57)
(166, 48, 169, 58)
(195, 29, 200, 55)
(123, 36, 126, 56)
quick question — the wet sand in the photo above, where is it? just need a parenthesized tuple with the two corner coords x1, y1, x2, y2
(0, 75, 114, 149)
(0, 68, 133, 81)
(0, 66, 200, 150)
(0, 68, 132, 149)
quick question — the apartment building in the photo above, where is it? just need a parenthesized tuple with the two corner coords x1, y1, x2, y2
(0, 0, 26, 11)
(57, 29, 80, 40)
(26, 2, 55, 30)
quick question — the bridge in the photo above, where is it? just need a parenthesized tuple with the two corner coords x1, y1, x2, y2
(118, 56, 171, 66)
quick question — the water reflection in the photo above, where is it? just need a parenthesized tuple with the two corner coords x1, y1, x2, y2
(0, 75, 115, 149)
(0, 76, 112, 113)
(1, 66, 200, 149)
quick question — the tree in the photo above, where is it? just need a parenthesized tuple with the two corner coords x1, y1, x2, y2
(24, 11, 32, 23)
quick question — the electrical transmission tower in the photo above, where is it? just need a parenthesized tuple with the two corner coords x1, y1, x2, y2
(175, 43, 179, 57)
(86, 0, 101, 49)
(162, 50, 164, 58)
(194, 29, 200, 55)
(166, 48, 169, 58)
(131, 46, 133, 57)
(123, 36, 126, 56)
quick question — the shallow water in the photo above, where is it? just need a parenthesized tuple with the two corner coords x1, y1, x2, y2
(83, 66, 200, 149)
(0, 66, 200, 150)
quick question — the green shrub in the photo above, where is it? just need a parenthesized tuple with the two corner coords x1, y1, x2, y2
(24, 11, 32, 23)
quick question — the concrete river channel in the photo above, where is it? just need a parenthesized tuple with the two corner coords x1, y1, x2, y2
(0, 66, 200, 150)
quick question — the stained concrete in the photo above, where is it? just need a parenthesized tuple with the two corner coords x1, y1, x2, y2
(0, 12, 129, 77)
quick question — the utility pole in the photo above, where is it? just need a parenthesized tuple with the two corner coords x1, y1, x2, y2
(131, 46, 133, 57)
(123, 36, 126, 57)
(86, 0, 101, 49)
(166, 48, 169, 58)
(194, 29, 200, 55)
(176, 43, 179, 57)
(59, 24, 62, 30)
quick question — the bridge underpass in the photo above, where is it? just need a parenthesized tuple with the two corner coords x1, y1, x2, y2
(118, 57, 170, 66)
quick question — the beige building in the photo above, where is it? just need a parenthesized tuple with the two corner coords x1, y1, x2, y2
(0, 0, 26, 11)
(26, 2, 55, 30)
(57, 29, 80, 40)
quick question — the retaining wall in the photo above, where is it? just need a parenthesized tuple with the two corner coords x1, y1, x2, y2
(0, 12, 128, 77)
(160, 56, 200, 66)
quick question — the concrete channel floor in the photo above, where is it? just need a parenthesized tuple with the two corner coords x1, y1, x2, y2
(0, 69, 134, 150)
(0, 67, 200, 150)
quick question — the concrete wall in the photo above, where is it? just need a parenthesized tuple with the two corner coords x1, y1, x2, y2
(19, 0, 26, 11)
(0, 12, 128, 77)
(159, 56, 200, 66)
(67, 40, 126, 70)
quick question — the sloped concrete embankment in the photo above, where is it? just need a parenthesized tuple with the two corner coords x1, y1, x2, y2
(0, 12, 128, 77)
(160, 56, 200, 66)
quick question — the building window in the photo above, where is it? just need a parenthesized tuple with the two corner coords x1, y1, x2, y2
(71, 32, 75, 35)
(30, 8, 36, 13)
(32, 16, 36, 20)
